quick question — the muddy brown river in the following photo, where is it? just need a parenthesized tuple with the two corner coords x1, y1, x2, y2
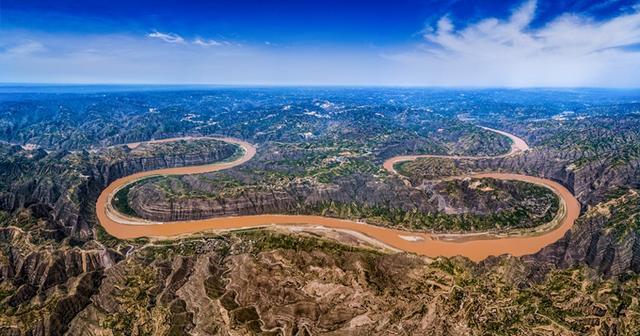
(96, 131, 580, 261)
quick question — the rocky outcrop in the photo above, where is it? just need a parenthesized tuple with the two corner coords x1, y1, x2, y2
(525, 190, 640, 277)
(26, 270, 104, 336)
(98, 148, 237, 186)
(0, 226, 121, 335)
(1, 229, 122, 304)
(0, 141, 236, 335)
(401, 144, 640, 276)
(128, 173, 557, 233)
(60, 231, 640, 335)
(405, 148, 638, 206)
(0, 141, 237, 240)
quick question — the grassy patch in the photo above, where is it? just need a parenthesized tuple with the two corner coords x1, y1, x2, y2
(302, 196, 558, 233)
(112, 177, 160, 216)
(237, 229, 381, 256)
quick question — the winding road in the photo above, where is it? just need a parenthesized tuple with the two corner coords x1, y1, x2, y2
(96, 129, 580, 261)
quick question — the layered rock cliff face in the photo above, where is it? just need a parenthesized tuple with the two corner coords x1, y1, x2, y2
(402, 148, 638, 207)
(127, 174, 443, 221)
(129, 179, 321, 221)
(97, 147, 238, 188)
(0, 140, 237, 241)
(525, 190, 640, 277)
(401, 146, 640, 276)
(126, 171, 557, 233)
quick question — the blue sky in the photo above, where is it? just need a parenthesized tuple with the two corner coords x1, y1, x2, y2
(1, 0, 640, 86)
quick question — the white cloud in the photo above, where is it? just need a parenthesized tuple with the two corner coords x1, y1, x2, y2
(2, 5, 640, 88)
(149, 33, 236, 47)
(147, 31, 185, 44)
(423, 0, 640, 59)
(384, 0, 640, 87)
(193, 37, 222, 47)
(2, 41, 45, 57)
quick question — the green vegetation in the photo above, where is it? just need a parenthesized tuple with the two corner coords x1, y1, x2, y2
(0, 288, 14, 303)
(4, 89, 640, 335)
(109, 139, 243, 215)
(100, 264, 160, 336)
(599, 190, 640, 241)
(0, 210, 9, 226)
(204, 275, 226, 299)
(230, 306, 260, 324)
(393, 157, 464, 180)
(443, 124, 513, 156)
(302, 196, 558, 233)
(221, 145, 245, 163)
(237, 229, 381, 255)
(112, 177, 159, 217)
(151, 174, 246, 200)
(422, 259, 640, 334)
(534, 118, 640, 169)
(315, 157, 381, 184)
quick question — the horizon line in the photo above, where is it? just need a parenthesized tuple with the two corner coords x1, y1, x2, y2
(1, 82, 640, 91)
